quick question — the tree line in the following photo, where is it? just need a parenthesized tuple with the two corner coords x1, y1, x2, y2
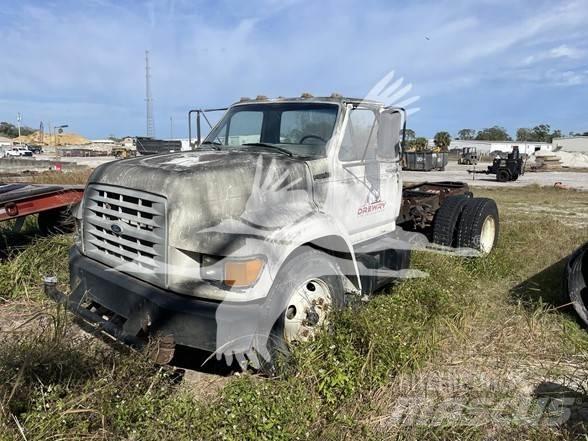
(404, 124, 587, 152)
(455, 125, 563, 143)
(0, 122, 35, 139)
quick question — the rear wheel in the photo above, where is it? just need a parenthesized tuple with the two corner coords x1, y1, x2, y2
(496, 169, 511, 182)
(432, 195, 469, 247)
(457, 198, 499, 254)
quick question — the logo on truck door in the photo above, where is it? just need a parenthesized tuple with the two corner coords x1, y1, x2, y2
(357, 200, 386, 216)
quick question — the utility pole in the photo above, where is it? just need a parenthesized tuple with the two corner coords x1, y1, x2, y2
(145, 50, 155, 137)
(170, 116, 173, 139)
(16, 113, 21, 145)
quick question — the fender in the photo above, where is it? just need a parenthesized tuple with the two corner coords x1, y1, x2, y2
(265, 211, 363, 294)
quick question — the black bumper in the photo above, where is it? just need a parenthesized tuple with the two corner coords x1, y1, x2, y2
(51, 247, 261, 352)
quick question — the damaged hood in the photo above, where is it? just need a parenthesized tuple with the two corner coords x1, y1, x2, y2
(88, 149, 315, 252)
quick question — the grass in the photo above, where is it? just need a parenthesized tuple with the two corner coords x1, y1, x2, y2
(0, 185, 586, 440)
(26, 170, 92, 185)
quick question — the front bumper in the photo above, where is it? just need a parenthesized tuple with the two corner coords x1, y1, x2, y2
(46, 247, 265, 353)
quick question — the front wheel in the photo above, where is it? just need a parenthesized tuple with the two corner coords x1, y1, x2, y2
(264, 249, 345, 371)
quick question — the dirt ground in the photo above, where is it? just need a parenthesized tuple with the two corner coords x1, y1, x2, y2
(403, 161, 588, 190)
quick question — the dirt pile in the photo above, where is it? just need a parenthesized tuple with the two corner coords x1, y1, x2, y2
(528, 151, 588, 169)
(14, 131, 91, 146)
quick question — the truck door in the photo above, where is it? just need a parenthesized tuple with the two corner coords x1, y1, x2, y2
(327, 105, 403, 243)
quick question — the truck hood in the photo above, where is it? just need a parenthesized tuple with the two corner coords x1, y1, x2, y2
(88, 149, 315, 253)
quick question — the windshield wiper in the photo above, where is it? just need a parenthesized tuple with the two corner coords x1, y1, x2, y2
(201, 140, 222, 150)
(241, 142, 293, 157)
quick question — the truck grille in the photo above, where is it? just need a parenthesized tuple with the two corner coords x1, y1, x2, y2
(83, 184, 167, 286)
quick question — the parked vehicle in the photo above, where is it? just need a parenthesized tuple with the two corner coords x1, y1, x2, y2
(28, 145, 44, 154)
(111, 147, 137, 159)
(45, 95, 500, 368)
(470, 146, 524, 182)
(0, 183, 83, 233)
(135, 137, 182, 155)
(4, 146, 33, 157)
(457, 147, 478, 165)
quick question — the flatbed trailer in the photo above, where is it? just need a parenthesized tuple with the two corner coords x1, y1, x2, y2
(0, 183, 84, 234)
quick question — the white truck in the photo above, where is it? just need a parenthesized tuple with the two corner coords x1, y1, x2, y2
(46, 95, 499, 368)
(4, 146, 33, 157)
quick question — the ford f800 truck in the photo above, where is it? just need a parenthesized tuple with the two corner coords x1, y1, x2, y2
(46, 94, 499, 367)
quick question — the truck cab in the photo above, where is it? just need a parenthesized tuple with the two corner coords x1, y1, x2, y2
(52, 95, 498, 368)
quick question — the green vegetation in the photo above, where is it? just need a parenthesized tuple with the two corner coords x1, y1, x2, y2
(475, 125, 512, 141)
(0, 186, 586, 440)
(0, 122, 35, 139)
(433, 131, 452, 151)
(456, 123, 565, 143)
(516, 124, 562, 143)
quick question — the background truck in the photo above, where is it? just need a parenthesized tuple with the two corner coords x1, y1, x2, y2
(46, 94, 500, 368)
(4, 146, 33, 157)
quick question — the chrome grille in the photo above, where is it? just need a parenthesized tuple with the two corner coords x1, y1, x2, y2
(83, 184, 167, 286)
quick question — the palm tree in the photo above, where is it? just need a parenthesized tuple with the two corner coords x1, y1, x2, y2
(434, 131, 451, 152)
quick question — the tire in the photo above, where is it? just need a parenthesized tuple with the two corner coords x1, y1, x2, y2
(496, 169, 511, 182)
(263, 248, 345, 373)
(456, 198, 499, 254)
(565, 243, 588, 326)
(38, 207, 75, 235)
(432, 195, 470, 247)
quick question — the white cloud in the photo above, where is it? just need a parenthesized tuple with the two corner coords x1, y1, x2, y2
(1, 0, 588, 137)
(523, 44, 586, 64)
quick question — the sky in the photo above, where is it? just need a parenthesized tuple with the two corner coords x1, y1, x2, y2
(0, 0, 587, 139)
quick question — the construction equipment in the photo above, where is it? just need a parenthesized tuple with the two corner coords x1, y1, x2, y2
(457, 147, 478, 165)
(469, 146, 524, 182)
(111, 147, 137, 160)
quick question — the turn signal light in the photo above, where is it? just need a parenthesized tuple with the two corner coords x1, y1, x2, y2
(224, 258, 264, 288)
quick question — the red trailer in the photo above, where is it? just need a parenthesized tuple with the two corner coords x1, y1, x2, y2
(0, 183, 84, 234)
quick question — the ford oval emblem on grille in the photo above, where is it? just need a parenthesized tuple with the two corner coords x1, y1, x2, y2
(110, 224, 123, 234)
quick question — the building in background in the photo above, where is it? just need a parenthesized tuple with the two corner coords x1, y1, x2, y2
(449, 140, 552, 155)
(0, 136, 12, 147)
(552, 136, 588, 153)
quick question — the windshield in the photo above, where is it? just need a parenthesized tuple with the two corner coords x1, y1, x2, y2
(203, 102, 339, 157)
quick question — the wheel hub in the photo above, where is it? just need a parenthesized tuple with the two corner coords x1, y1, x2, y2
(283, 278, 333, 344)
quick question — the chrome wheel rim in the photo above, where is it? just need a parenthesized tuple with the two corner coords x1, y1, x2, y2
(283, 278, 333, 344)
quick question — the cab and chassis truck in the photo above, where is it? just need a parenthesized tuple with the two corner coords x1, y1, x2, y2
(46, 95, 499, 366)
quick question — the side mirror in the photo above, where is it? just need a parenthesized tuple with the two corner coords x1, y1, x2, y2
(377, 110, 403, 161)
